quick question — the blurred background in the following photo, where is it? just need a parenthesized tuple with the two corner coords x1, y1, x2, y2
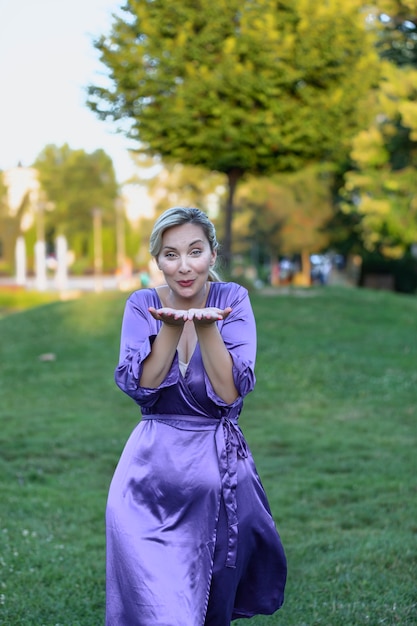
(1, 0, 417, 297)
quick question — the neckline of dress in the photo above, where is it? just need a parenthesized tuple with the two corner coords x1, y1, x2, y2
(153, 284, 214, 371)
(178, 358, 189, 377)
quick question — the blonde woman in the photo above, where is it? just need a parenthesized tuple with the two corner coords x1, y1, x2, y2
(107, 207, 287, 625)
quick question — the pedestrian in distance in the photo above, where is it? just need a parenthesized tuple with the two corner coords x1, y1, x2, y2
(106, 206, 287, 625)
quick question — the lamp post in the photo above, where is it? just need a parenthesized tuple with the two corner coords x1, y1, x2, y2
(34, 190, 47, 291)
(55, 235, 68, 291)
(92, 206, 103, 292)
(115, 197, 126, 278)
(15, 236, 26, 286)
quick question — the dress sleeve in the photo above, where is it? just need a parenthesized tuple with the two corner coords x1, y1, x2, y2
(204, 284, 257, 407)
(114, 291, 179, 406)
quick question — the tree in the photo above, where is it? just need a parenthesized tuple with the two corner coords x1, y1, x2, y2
(235, 164, 335, 279)
(34, 144, 119, 268)
(87, 0, 380, 267)
(339, 62, 417, 257)
(374, 0, 417, 66)
(337, 1, 417, 258)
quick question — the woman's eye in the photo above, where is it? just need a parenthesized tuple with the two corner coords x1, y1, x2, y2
(190, 249, 202, 255)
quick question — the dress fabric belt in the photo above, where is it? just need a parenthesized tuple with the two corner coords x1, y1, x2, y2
(141, 413, 248, 568)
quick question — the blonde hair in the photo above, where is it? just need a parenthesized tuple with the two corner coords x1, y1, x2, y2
(149, 207, 221, 282)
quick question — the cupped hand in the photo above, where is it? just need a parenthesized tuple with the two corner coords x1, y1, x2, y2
(188, 306, 233, 325)
(148, 306, 189, 326)
(148, 306, 232, 326)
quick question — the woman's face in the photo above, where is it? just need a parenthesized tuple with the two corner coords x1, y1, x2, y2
(157, 222, 216, 303)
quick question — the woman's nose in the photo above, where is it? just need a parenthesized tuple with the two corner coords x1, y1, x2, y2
(179, 256, 191, 272)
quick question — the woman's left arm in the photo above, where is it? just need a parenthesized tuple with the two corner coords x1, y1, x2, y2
(193, 310, 238, 404)
(191, 285, 257, 405)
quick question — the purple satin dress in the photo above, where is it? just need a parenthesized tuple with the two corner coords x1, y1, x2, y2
(107, 282, 287, 625)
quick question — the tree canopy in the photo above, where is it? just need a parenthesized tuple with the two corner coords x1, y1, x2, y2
(338, 1, 417, 259)
(340, 61, 417, 257)
(34, 144, 118, 239)
(234, 164, 335, 274)
(88, 0, 380, 265)
(375, 0, 417, 65)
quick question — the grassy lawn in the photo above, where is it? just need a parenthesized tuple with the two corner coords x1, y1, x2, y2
(0, 286, 416, 625)
(0, 287, 62, 319)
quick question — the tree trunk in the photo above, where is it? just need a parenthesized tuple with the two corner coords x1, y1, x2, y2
(222, 168, 242, 272)
(301, 249, 311, 285)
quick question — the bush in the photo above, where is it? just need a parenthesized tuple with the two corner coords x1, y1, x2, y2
(359, 255, 417, 294)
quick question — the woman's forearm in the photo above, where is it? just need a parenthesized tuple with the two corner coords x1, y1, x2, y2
(195, 324, 238, 404)
(139, 323, 183, 388)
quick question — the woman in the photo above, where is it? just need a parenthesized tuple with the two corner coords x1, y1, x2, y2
(107, 207, 287, 626)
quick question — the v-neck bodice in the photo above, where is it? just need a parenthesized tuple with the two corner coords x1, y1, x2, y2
(153, 284, 213, 366)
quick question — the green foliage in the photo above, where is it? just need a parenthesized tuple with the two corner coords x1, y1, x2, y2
(374, 0, 417, 66)
(359, 253, 417, 293)
(235, 163, 335, 260)
(90, 0, 378, 172)
(34, 143, 119, 240)
(0, 287, 416, 624)
(88, 0, 380, 262)
(89, 0, 378, 173)
(339, 61, 417, 257)
(68, 225, 118, 274)
(334, 2, 417, 259)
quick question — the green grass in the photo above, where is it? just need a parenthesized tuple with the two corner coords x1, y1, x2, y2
(0, 286, 416, 625)
(0, 287, 62, 318)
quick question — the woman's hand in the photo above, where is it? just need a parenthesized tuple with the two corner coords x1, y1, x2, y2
(148, 306, 189, 326)
(148, 306, 232, 326)
(188, 307, 232, 325)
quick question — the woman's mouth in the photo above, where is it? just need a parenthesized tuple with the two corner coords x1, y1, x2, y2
(177, 280, 194, 288)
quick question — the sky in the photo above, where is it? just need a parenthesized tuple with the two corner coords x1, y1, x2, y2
(0, 0, 139, 185)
